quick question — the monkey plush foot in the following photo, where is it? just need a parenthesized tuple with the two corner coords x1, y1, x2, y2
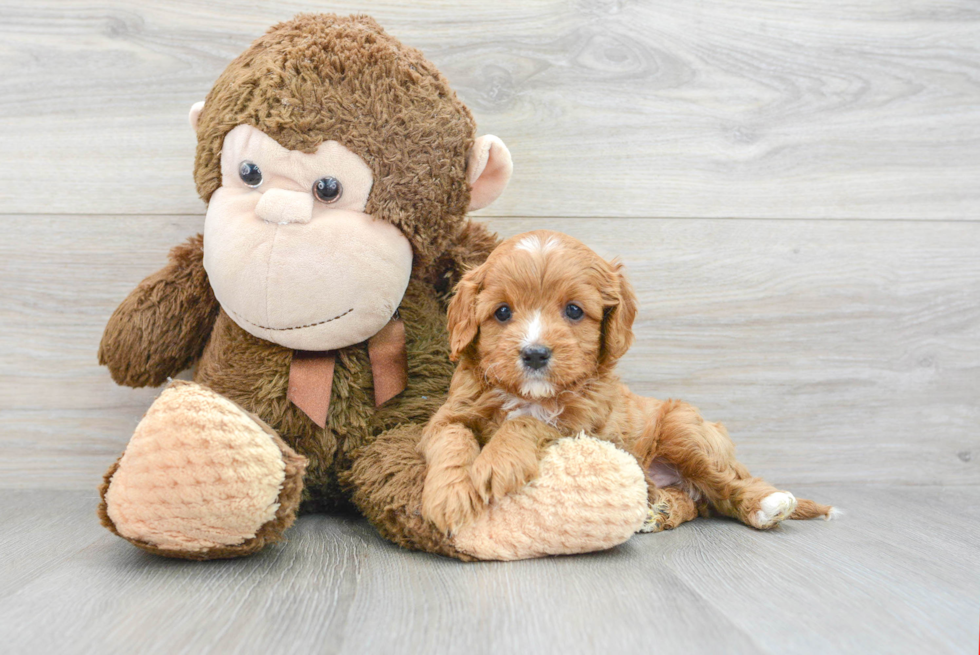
(452, 434, 648, 560)
(99, 381, 306, 560)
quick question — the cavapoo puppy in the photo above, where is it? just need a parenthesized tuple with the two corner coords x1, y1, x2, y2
(420, 230, 836, 534)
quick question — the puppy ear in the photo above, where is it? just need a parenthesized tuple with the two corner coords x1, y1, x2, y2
(446, 263, 486, 361)
(600, 259, 638, 367)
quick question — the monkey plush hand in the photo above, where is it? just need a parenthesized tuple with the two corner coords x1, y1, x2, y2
(96, 14, 648, 561)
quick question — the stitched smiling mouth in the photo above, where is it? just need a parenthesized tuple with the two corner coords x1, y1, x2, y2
(228, 307, 354, 331)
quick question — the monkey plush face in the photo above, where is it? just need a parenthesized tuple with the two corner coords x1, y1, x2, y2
(202, 124, 412, 351)
(189, 14, 513, 352)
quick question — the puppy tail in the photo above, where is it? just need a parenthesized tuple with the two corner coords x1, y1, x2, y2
(790, 498, 841, 521)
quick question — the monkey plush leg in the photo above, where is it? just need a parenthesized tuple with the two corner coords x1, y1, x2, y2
(345, 429, 648, 561)
(344, 424, 466, 559)
(99, 381, 307, 560)
(454, 434, 649, 560)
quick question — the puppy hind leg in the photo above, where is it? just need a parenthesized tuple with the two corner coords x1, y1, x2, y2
(653, 400, 801, 530)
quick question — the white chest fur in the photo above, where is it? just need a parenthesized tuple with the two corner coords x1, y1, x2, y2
(496, 391, 564, 426)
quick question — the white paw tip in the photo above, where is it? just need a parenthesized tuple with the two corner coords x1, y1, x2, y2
(826, 507, 844, 521)
(758, 491, 798, 526)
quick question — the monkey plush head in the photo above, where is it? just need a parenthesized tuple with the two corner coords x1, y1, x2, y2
(188, 14, 511, 351)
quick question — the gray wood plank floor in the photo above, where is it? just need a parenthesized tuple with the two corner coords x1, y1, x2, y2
(0, 486, 977, 655)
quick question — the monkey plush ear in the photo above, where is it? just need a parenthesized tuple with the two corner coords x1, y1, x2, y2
(188, 101, 205, 131)
(466, 135, 513, 211)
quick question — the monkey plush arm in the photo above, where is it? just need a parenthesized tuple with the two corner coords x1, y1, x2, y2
(432, 219, 500, 300)
(98, 234, 220, 387)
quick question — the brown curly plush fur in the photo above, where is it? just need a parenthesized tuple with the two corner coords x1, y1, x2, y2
(98, 234, 219, 388)
(196, 271, 463, 512)
(98, 14, 501, 559)
(193, 14, 476, 268)
(343, 423, 471, 560)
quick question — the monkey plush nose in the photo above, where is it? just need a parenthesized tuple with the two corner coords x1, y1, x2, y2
(521, 345, 552, 371)
(255, 189, 315, 225)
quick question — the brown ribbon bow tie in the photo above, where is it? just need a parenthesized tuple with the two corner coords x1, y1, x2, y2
(286, 314, 408, 428)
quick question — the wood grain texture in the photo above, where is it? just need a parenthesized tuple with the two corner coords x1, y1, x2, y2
(1, 215, 977, 489)
(0, 0, 978, 218)
(0, 486, 977, 654)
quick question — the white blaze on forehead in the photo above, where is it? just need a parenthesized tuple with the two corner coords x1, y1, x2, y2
(521, 311, 543, 348)
(515, 234, 561, 254)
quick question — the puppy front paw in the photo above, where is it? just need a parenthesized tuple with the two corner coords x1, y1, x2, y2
(639, 499, 671, 533)
(469, 447, 540, 504)
(421, 467, 484, 534)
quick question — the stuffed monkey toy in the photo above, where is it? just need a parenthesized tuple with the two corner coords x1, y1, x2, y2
(97, 14, 649, 561)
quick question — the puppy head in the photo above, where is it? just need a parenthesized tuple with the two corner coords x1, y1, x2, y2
(447, 230, 637, 399)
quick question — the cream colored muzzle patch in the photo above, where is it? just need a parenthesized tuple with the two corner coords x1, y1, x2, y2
(205, 198, 412, 350)
(203, 124, 413, 351)
(255, 188, 315, 225)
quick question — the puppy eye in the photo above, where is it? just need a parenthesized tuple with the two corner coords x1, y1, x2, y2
(239, 161, 263, 188)
(313, 176, 343, 203)
(494, 304, 512, 323)
(565, 303, 584, 321)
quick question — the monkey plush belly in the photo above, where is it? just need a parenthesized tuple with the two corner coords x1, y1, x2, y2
(195, 278, 455, 509)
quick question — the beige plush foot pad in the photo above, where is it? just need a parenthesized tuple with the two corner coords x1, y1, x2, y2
(101, 381, 305, 558)
(453, 435, 648, 560)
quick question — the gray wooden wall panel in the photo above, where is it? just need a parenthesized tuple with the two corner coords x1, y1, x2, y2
(2, 215, 977, 489)
(0, 0, 978, 218)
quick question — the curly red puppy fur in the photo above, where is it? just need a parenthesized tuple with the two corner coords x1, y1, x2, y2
(420, 230, 836, 535)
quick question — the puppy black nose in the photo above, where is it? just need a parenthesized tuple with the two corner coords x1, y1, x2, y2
(521, 346, 551, 371)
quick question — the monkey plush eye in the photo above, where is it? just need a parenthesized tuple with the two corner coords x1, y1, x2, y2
(239, 161, 263, 187)
(313, 176, 343, 203)
(494, 304, 512, 323)
(565, 303, 584, 320)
